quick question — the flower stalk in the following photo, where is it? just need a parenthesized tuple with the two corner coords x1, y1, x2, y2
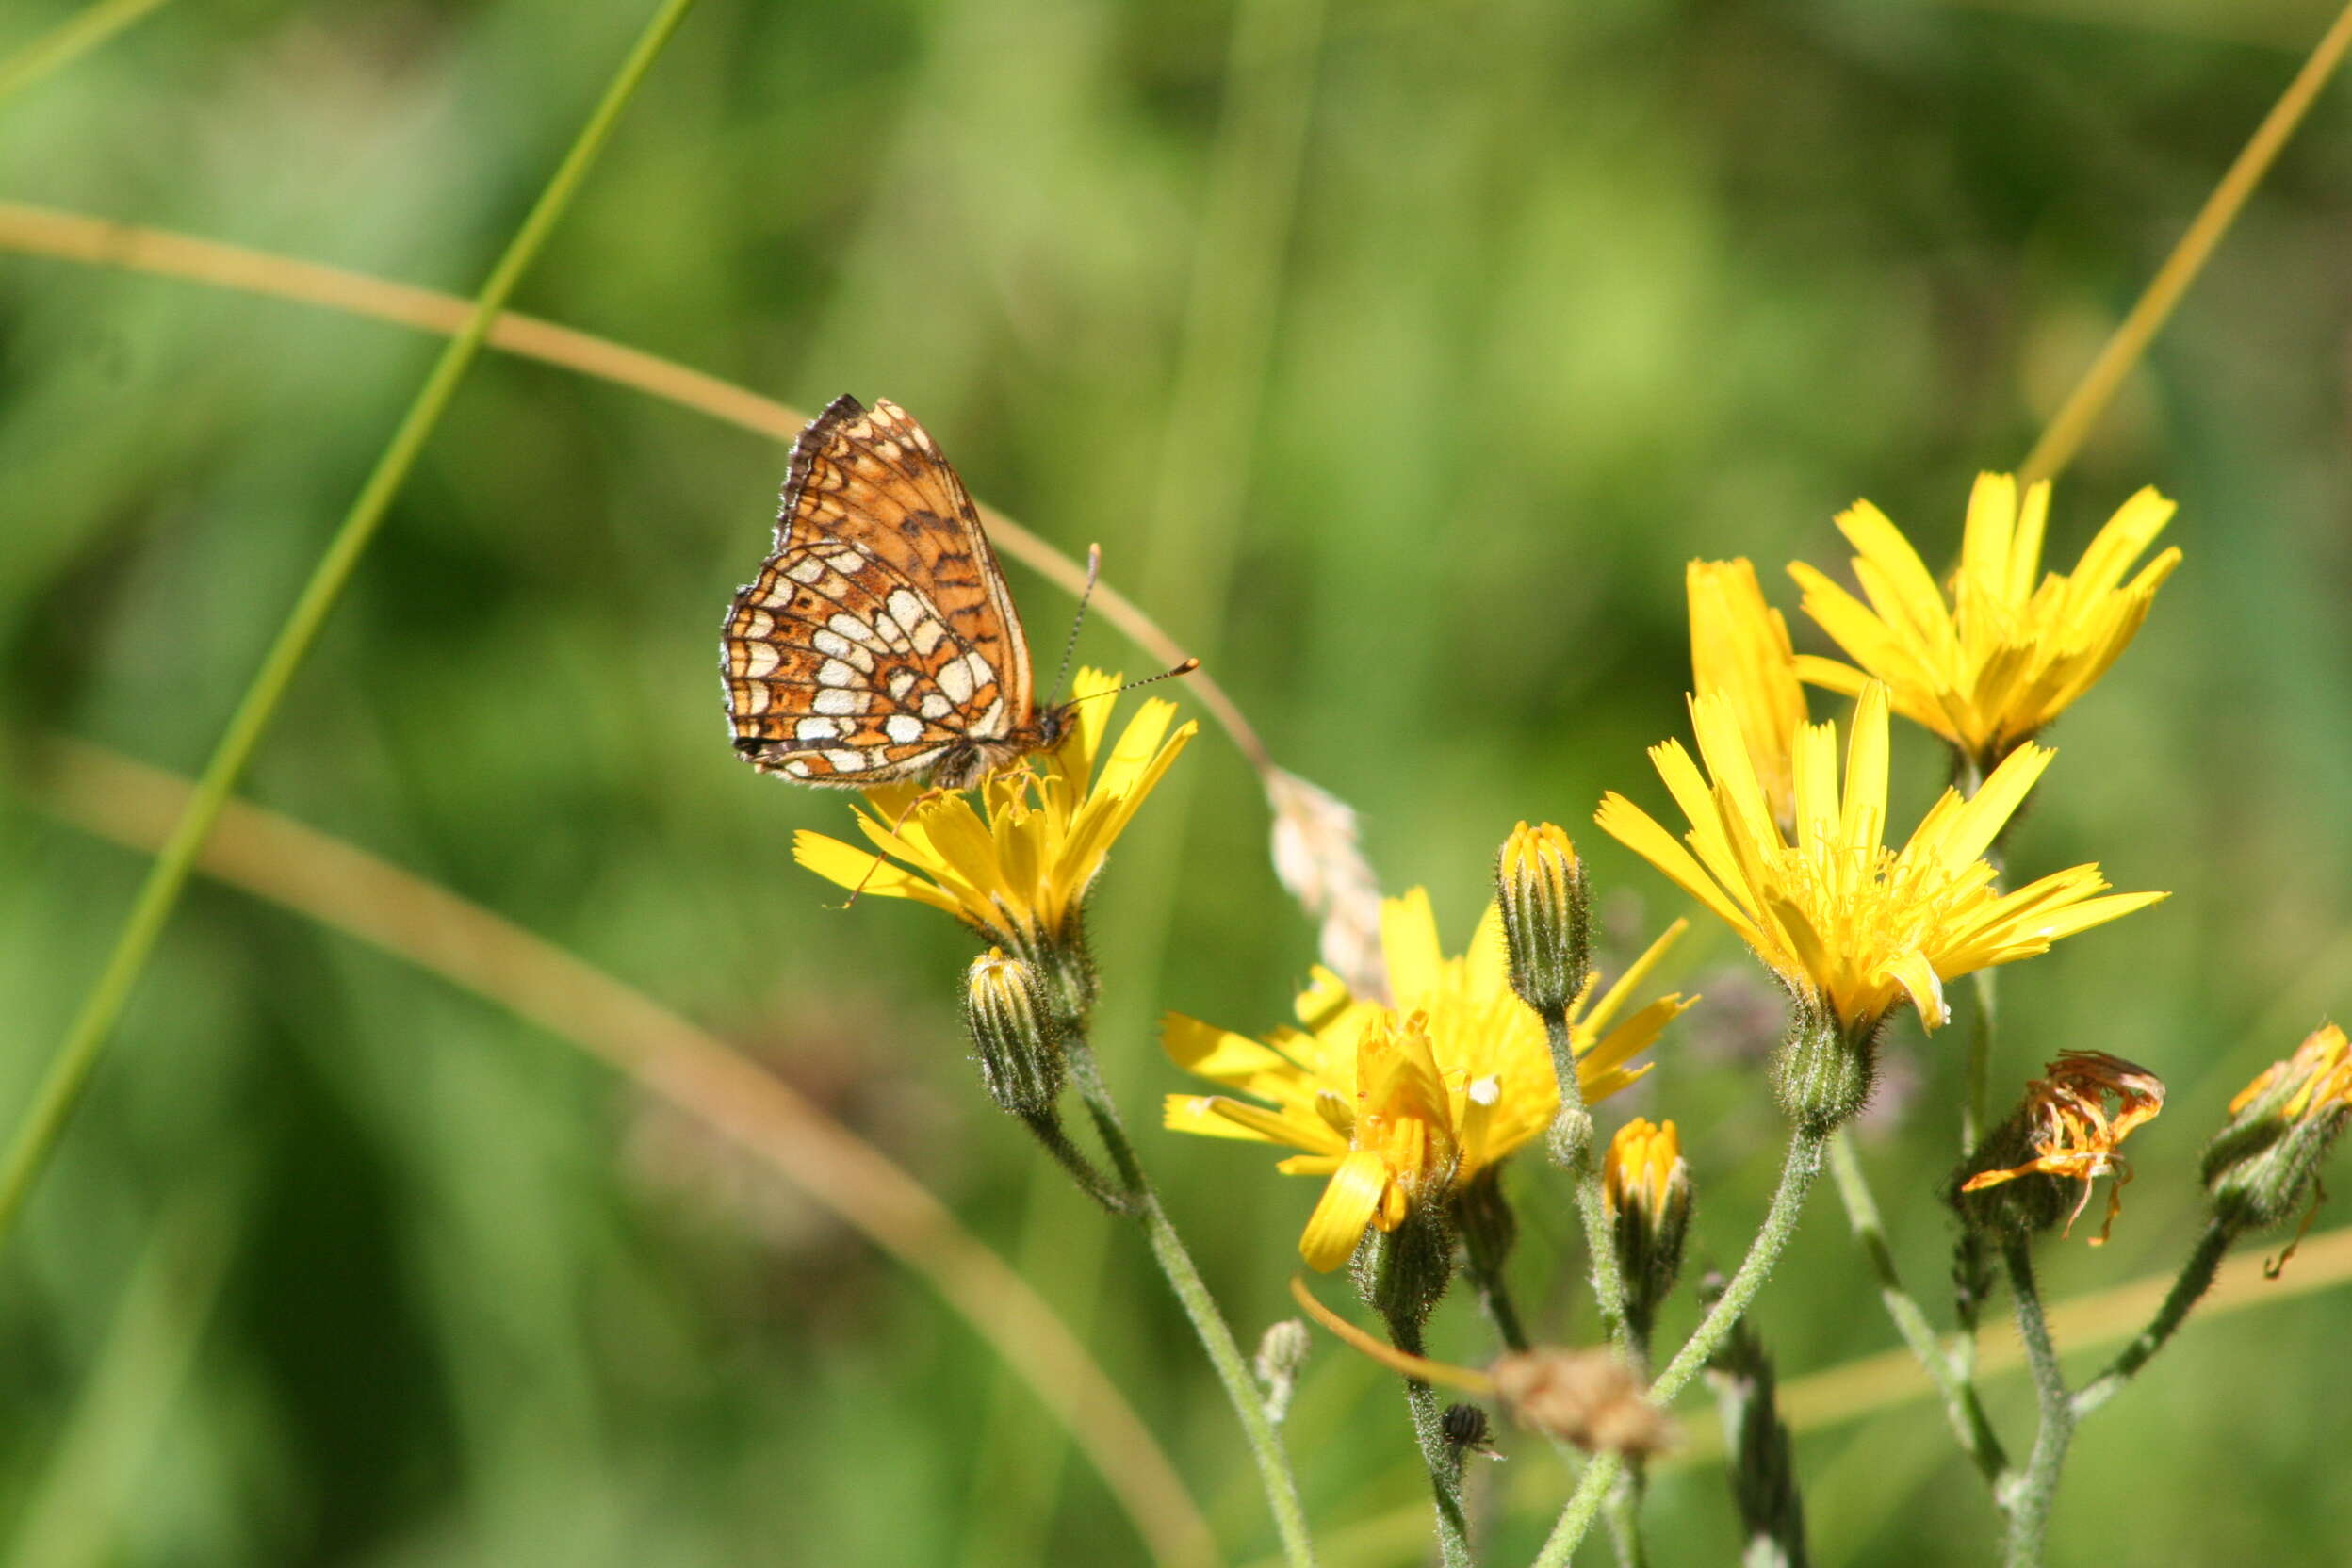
(1532, 1122, 1829, 1568)
(1825, 1130, 2008, 1484)
(1997, 1238, 2073, 1568)
(1062, 1037, 1320, 1568)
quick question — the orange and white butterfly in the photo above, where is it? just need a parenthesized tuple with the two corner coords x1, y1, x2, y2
(721, 396, 1070, 791)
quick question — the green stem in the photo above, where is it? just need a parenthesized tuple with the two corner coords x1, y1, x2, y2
(1384, 1314, 1474, 1568)
(1601, 1474, 1648, 1568)
(1544, 1012, 1629, 1348)
(1956, 754, 2002, 1364)
(1998, 1239, 2073, 1568)
(0, 0, 173, 107)
(1651, 1128, 1825, 1404)
(1063, 1038, 1319, 1568)
(1824, 1131, 2008, 1485)
(0, 0, 703, 1256)
(1965, 967, 1998, 1158)
(1955, 755, 2000, 1158)
(1460, 1222, 1530, 1354)
(1532, 1125, 1828, 1568)
(2071, 1218, 2232, 1419)
(1020, 1113, 1137, 1217)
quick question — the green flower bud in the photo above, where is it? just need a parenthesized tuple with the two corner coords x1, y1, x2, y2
(1771, 1007, 1877, 1136)
(1351, 1203, 1456, 1336)
(2204, 1024, 2352, 1241)
(964, 948, 1065, 1119)
(1496, 821, 1589, 1019)
(1253, 1319, 1313, 1425)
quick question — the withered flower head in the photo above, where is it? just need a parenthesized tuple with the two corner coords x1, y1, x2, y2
(1960, 1050, 2164, 1244)
(1489, 1348, 1676, 1458)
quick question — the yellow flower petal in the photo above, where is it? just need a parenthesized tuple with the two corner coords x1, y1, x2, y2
(1381, 889, 1446, 1007)
(1299, 1150, 1391, 1271)
(1608, 674, 2161, 1037)
(793, 670, 1193, 953)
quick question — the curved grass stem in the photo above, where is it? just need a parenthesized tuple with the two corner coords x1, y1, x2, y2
(0, 0, 704, 1256)
(0, 0, 173, 107)
(2018, 0, 2352, 486)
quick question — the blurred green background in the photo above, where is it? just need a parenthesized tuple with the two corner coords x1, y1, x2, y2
(3, 0, 2349, 1562)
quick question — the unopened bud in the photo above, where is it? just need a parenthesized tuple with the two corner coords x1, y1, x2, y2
(1489, 1347, 1674, 1457)
(2205, 1024, 2352, 1245)
(1253, 1318, 1312, 1424)
(1352, 1204, 1457, 1335)
(1605, 1118, 1691, 1333)
(964, 949, 1065, 1118)
(1496, 821, 1589, 1018)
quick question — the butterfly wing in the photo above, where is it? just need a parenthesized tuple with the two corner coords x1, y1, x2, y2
(773, 396, 1035, 728)
(722, 397, 1033, 784)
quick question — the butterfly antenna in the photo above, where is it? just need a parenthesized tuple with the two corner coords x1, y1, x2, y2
(1063, 656, 1203, 708)
(1046, 543, 1102, 710)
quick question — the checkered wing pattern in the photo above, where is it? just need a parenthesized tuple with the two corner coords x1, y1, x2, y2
(722, 396, 1049, 789)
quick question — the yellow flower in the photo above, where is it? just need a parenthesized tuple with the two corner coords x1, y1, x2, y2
(1789, 474, 2180, 772)
(794, 668, 1196, 952)
(1595, 682, 2164, 1040)
(1161, 889, 1693, 1270)
(1961, 1051, 2164, 1243)
(1689, 559, 1807, 826)
(1603, 1118, 1684, 1224)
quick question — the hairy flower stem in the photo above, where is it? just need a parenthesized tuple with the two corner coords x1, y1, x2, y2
(1965, 967, 1999, 1158)
(1532, 1125, 1828, 1568)
(1954, 757, 2005, 1369)
(1542, 1012, 1632, 1346)
(1825, 1131, 2009, 1484)
(1061, 1037, 1319, 1568)
(1459, 1226, 1531, 1354)
(1019, 1115, 1137, 1217)
(1601, 1483, 1648, 1568)
(1998, 1239, 2072, 1568)
(2071, 1218, 2232, 1418)
(1382, 1313, 1475, 1568)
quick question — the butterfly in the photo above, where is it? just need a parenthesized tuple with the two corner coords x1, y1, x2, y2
(721, 395, 1070, 791)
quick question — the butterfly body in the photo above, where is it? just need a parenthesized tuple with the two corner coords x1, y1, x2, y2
(722, 395, 1070, 790)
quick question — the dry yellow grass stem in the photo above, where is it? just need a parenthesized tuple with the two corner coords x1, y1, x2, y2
(2019, 0, 2352, 484)
(19, 737, 1220, 1568)
(0, 200, 1273, 777)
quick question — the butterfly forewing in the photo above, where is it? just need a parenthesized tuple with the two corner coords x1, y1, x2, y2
(723, 395, 1052, 788)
